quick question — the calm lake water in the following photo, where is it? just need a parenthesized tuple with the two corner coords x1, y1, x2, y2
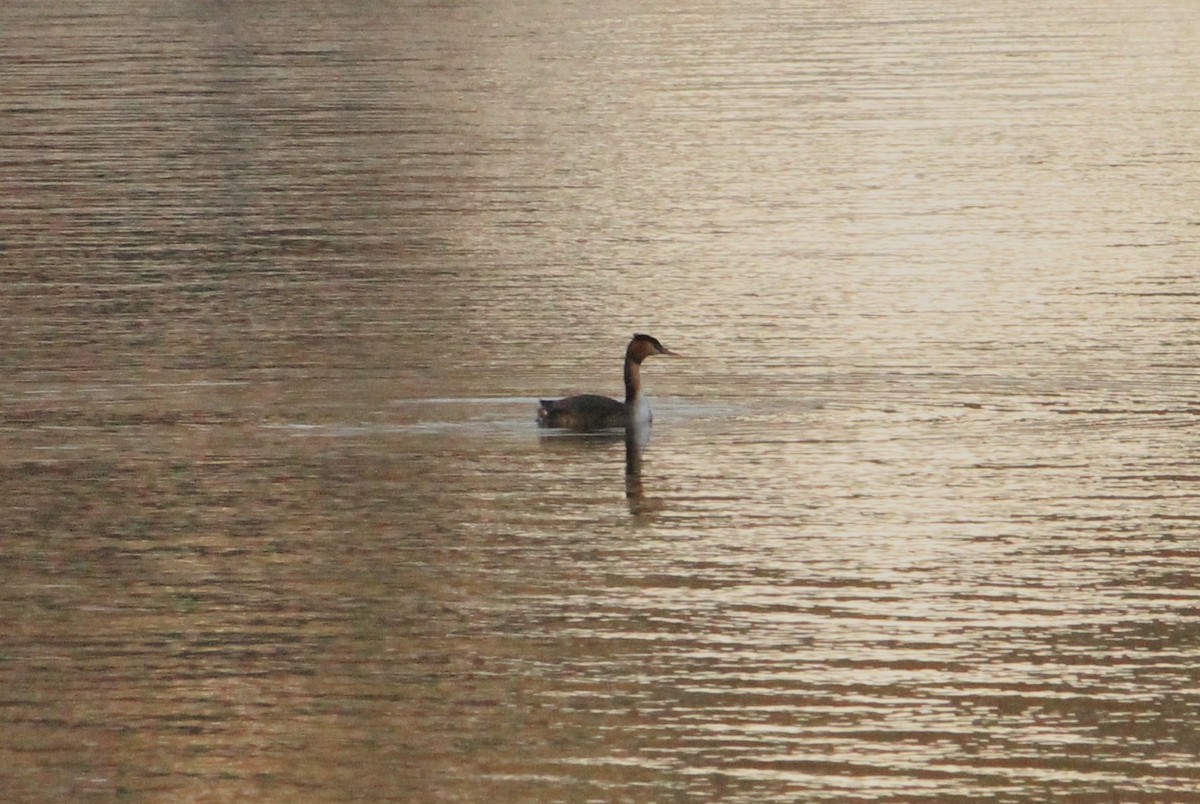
(4, 0, 1200, 800)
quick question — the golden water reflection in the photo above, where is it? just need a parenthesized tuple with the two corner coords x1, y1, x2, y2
(4, 0, 1200, 800)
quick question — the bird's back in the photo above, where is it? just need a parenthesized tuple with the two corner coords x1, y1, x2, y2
(537, 394, 627, 430)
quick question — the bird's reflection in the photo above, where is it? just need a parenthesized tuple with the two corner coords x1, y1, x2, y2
(538, 420, 662, 515)
(624, 420, 662, 514)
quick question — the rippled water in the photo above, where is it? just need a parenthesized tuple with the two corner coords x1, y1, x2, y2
(4, 0, 1200, 800)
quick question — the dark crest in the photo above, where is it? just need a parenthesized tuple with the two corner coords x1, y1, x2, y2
(632, 333, 665, 351)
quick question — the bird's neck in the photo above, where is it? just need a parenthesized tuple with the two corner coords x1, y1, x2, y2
(624, 356, 641, 406)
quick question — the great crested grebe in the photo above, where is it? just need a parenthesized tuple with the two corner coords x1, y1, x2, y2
(537, 333, 681, 431)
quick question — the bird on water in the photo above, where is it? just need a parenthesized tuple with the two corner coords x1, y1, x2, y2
(537, 334, 681, 431)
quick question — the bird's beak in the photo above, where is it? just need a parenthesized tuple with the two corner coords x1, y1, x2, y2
(661, 347, 683, 357)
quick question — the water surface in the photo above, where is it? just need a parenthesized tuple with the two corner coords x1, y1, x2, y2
(3, 0, 1200, 800)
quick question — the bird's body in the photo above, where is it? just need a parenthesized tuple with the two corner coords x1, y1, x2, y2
(537, 393, 628, 430)
(537, 334, 679, 431)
